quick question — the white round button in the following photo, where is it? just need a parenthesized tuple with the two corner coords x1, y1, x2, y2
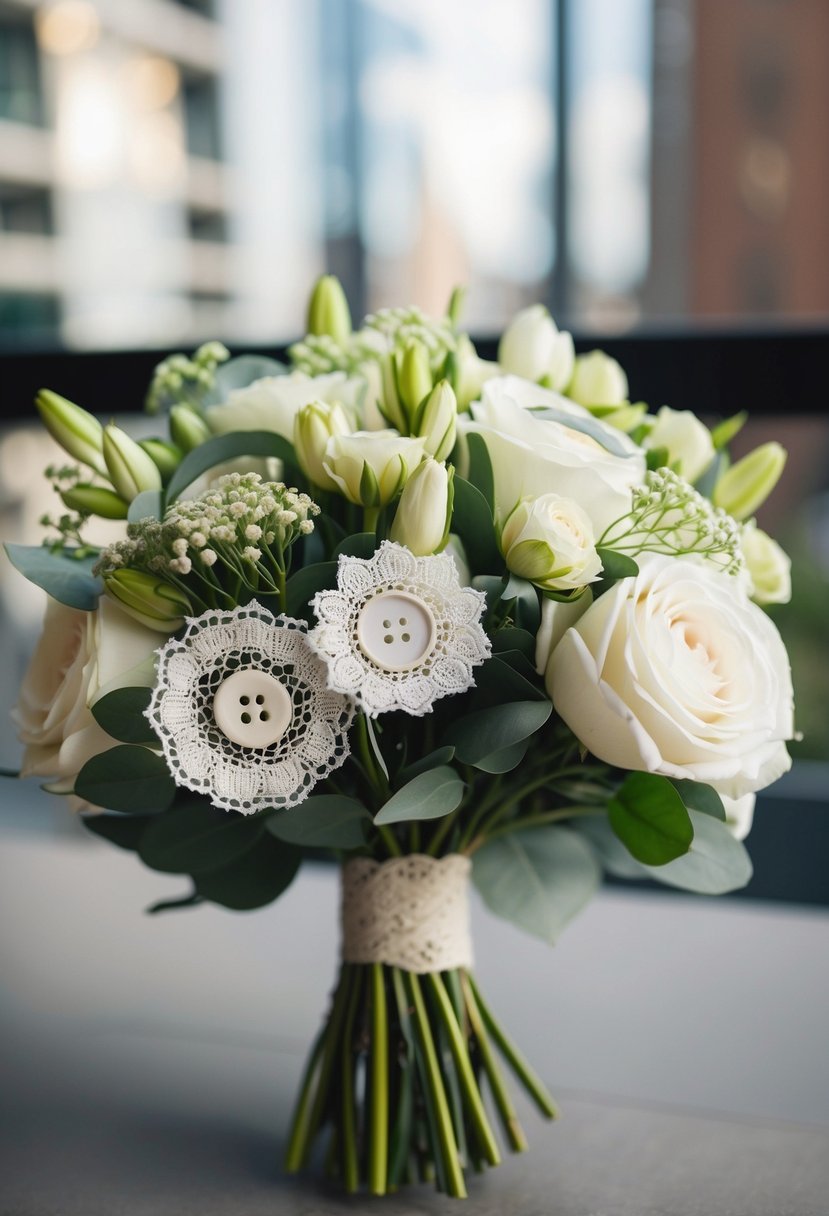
(357, 590, 437, 672)
(213, 669, 292, 749)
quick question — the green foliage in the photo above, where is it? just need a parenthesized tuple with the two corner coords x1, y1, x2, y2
(474, 654, 546, 704)
(608, 772, 693, 865)
(5, 544, 101, 611)
(641, 810, 753, 894)
(166, 430, 296, 503)
(74, 745, 175, 813)
(81, 812, 155, 852)
(491, 627, 536, 664)
(670, 779, 725, 821)
(465, 432, 494, 510)
(596, 548, 639, 580)
(90, 687, 157, 745)
(138, 802, 266, 874)
(645, 445, 669, 472)
(195, 834, 301, 910)
(268, 795, 371, 849)
(334, 532, 381, 560)
(443, 700, 551, 767)
(500, 576, 541, 633)
(472, 739, 528, 774)
(711, 411, 747, 451)
(472, 826, 602, 944)
(127, 490, 163, 523)
(451, 477, 502, 575)
(398, 746, 456, 784)
(374, 767, 465, 825)
(285, 561, 338, 619)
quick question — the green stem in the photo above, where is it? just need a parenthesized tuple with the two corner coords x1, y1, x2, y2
(283, 1023, 327, 1173)
(469, 805, 603, 852)
(340, 967, 362, 1193)
(425, 973, 500, 1167)
(466, 973, 559, 1120)
(363, 505, 380, 532)
(275, 562, 287, 612)
(461, 972, 528, 1153)
(368, 964, 389, 1195)
(295, 965, 353, 1169)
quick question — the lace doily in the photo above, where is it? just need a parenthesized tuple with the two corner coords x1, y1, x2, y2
(308, 541, 490, 717)
(341, 854, 473, 973)
(146, 602, 354, 814)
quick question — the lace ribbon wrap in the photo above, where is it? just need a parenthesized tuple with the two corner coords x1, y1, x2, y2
(340, 854, 473, 973)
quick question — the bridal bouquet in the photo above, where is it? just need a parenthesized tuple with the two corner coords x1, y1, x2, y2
(10, 279, 795, 1198)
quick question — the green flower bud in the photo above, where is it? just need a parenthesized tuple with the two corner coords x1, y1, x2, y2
(139, 438, 183, 484)
(36, 390, 107, 477)
(103, 569, 190, 632)
(713, 442, 786, 521)
(103, 424, 163, 503)
(306, 275, 352, 345)
(390, 459, 454, 555)
(294, 399, 351, 491)
(414, 379, 457, 461)
(169, 403, 210, 453)
(60, 483, 129, 519)
(395, 339, 433, 426)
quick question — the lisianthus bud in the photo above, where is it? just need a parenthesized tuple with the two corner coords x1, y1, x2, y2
(103, 569, 190, 632)
(643, 405, 715, 483)
(139, 438, 183, 483)
(306, 274, 352, 345)
(414, 380, 457, 461)
(713, 442, 786, 521)
(294, 399, 351, 491)
(567, 350, 629, 408)
(102, 424, 163, 503)
(323, 431, 426, 507)
(395, 340, 433, 425)
(498, 305, 575, 392)
(500, 494, 602, 592)
(61, 483, 129, 520)
(36, 390, 107, 477)
(170, 403, 210, 453)
(741, 520, 791, 605)
(390, 458, 454, 555)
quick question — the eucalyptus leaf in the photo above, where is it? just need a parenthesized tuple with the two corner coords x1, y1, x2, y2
(491, 627, 536, 663)
(444, 700, 551, 766)
(127, 490, 163, 523)
(670, 779, 725, 821)
(285, 561, 338, 618)
(642, 810, 753, 895)
(195, 834, 301, 910)
(139, 803, 267, 875)
(5, 544, 101, 611)
(596, 548, 639, 580)
(82, 812, 156, 852)
(530, 407, 638, 458)
(398, 746, 456, 784)
(374, 766, 464, 826)
(475, 655, 545, 703)
(473, 826, 602, 944)
(500, 575, 541, 632)
(608, 772, 693, 866)
(267, 795, 370, 849)
(166, 430, 296, 502)
(471, 574, 507, 615)
(465, 431, 495, 510)
(334, 532, 380, 560)
(91, 686, 157, 745)
(574, 814, 646, 879)
(473, 738, 528, 774)
(75, 745, 175, 813)
(452, 477, 501, 575)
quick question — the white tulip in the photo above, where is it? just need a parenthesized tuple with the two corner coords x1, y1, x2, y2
(568, 350, 629, 407)
(323, 431, 426, 507)
(499, 305, 576, 392)
(643, 406, 715, 483)
(390, 458, 453, 555)
(294, 399, 351, 491)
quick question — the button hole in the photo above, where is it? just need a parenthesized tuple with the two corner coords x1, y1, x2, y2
(382, 619, 391, 628)
(239, 695, 250, 705)
(255, 694, 265, 705)
(402, 633, 411, 642)
(384, 634, 393, 644)
(399, 618, 407, 625)
(260, 710, 270, 722)
(240, 712, 252, 724)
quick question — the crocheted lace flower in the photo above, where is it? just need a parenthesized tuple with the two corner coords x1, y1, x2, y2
(308, 541, 490, 717)
(147, 602, 354, 814)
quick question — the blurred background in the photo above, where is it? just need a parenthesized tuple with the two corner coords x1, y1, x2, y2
(0, 0, 828, 901)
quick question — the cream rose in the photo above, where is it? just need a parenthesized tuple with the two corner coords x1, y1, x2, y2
(13, 596, 162, 793)
(500, 494, 602, 592)
(206, 371, 364, 439)
(463, 382, 645, 534)
(548, 554, 794, 798)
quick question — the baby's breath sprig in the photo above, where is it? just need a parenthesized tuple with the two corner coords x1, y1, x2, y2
(145, 341, 230, 416)
(95, 472, 320, 613)
(289, 306, 458, 377)
(599, 468, 744, 574)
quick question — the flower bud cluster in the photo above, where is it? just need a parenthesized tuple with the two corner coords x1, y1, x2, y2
(145, 341, 230, 415)
(600, 468, 744, 574)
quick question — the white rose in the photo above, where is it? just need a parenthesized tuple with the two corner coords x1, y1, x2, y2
(741, 521, 792, 605)
(568, 350, 628, 407)
(463, 385, 645, 534)
(548, 554, 794, 798)
(643, 406, 715, 483)
(534, 588, 593, 674)
(498, 305, 575, 392)
(478, 374, 591, 420)
(206, 371, 363, 439)
(13, 596, 162, 794)
(722, 793, 756, 841)
(500, 494, 602, 592)
(323, 430, 426, 507)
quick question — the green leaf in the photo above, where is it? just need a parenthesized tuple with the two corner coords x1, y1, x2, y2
(127, 490, 163, 523)
(195, 834, 301, 910)
(492, 627, 536, 663)
(711, 411, 747, 451)
(81, 812, 155, 852)
(5, 544, 101, 611)
(374, 766, 464, 825)
(166, 430, 296, 502)
(333, 532, 379, 560)
(206, 355, 289, 404)
(473, 738, 528, 774)
(596, 548, 639, 580)
(608, 772, 694, 865)
(444, 700, 552, 766)
(147, 891, 202, 915)
(139, 802, 267, 874)
(398, 746, 456, 784)
(501, 575, 541, 632)
(472, 826, 601, 944)
(285, 561, 338, 618)
(75, 745, 175, 813)
(465, 431, 494, 510)
(574, 815, 646, 879)
(670, 779, 725, 821)
(452, 477, 501, 575)
(91, 687, 157, 745)
(475, 655, 545, 703)
(267, 795, 370, 849)
(645, 445, 670, 472)
(471, 574, 507, 615)
(642, 811, 753, 895)
(531, 407, 638, 458)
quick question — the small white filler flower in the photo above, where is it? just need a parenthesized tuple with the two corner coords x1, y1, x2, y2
(147, 602, 354, 814)
(308, 541, 491, 717)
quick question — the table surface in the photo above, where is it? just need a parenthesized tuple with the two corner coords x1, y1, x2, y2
(2, 805, 829, 1216)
